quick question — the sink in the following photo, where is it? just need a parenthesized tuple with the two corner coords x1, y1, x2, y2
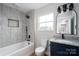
(55, 39, 72, 44)
(50, 39, 73, 45)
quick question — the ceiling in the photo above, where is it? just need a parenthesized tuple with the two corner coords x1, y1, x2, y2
(4, 3, 49, 14)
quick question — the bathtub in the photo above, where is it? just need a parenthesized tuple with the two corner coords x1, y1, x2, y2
(0, 41, 34, 56)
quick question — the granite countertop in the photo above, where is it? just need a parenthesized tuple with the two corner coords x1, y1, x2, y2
(49, 38, 79, 47)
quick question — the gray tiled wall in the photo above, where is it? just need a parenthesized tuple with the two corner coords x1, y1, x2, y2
(0, 4, 28, 48)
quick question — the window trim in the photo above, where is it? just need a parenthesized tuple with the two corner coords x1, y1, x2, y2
(38, 13, 54, 31)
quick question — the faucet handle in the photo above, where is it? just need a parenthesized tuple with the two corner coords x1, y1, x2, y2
(62, 34, 65, 39)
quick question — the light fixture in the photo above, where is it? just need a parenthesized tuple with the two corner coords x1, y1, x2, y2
(69, 3, 74, 11)
(63, 4, 67, 12)
(57, 6, 61, 13)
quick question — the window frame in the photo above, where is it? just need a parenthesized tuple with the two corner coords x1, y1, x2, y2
(38, 13, 54, 31)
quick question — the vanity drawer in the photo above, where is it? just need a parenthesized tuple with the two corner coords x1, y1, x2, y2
(50, 42, 79, 56)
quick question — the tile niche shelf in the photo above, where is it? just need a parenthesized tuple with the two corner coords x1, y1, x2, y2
(8, 19, 19, 27)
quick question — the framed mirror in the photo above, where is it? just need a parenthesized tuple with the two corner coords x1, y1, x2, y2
(56, 3, 77, 35)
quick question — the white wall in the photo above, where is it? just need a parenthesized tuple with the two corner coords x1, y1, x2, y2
(27, 3, 64, 48)
(34, 3, 63, 48)
(27, 3, 79, 48)
(0, 4, 28, 47)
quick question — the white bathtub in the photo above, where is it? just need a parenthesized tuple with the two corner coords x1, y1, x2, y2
(0, 41, 34, 56)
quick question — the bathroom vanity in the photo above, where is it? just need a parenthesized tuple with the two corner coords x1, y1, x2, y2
(50, 39, 79, 56)
(51, 3, 79, 56)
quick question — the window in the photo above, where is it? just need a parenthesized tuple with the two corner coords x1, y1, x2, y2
(38, 13, 54, 31)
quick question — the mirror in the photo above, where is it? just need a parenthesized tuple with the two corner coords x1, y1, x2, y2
(56, 3, 77, 35)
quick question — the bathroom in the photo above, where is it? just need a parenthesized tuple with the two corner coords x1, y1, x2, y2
(0, 3, 79, 56)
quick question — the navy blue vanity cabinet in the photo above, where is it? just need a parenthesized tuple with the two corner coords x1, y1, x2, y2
(50, 42, 79, 56)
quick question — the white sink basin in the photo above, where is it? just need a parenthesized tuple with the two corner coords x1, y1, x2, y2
(55, 39, 73, 44)
(50, 38, 79, 47)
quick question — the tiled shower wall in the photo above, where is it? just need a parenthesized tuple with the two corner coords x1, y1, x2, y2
(0, 4, 28, 48)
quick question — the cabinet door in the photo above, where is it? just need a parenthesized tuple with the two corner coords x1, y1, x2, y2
(50, 42, 79, 56)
